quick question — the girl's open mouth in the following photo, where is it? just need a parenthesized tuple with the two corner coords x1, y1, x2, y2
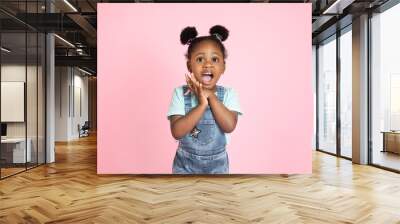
(201, 71, 214, 84)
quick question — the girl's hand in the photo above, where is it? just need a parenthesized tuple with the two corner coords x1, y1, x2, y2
(185, 73, 209, 106)
(184, 73, 193, 95)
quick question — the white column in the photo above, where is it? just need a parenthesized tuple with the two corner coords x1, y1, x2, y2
(352, 14, 369, 164)
(46, 1, 55, 163)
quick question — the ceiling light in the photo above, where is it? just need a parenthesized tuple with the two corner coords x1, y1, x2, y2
(63, 0, 78, 12)
(54, 34, 75, 48)
(322, 0, 355, 15)
(78, 67, 93, 76)
(1, 47, 11, 53)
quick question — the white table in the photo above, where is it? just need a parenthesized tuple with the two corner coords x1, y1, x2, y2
(1, 138, 32, 163)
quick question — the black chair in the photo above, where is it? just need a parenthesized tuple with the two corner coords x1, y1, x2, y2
(79, 121, 90, 138)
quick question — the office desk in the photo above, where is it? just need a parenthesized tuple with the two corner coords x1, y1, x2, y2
(1, 138, 32, 163)
(381, 131, 400, 154)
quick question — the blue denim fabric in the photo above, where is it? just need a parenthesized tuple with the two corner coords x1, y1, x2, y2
(172, 85, 229, 174)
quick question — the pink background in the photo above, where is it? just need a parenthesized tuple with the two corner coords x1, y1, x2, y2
(97, 3, 313, 174)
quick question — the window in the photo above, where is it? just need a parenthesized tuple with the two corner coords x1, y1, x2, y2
(339, 27, 352, 158)
(371, 2, 400, 171)
(317, 35, 337, 154)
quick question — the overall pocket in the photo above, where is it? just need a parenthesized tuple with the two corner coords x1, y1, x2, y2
(191, 119, 216, 146)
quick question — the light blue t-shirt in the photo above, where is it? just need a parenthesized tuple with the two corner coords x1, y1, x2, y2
(167, 85, 242, 144)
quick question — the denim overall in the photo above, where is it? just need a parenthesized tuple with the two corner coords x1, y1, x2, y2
(172, 85, 229, 174)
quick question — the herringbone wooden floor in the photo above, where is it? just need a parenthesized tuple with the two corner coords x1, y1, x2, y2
(1, 134, 400, 224)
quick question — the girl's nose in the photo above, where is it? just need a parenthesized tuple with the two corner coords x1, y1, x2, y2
(204, 60, 213, 67)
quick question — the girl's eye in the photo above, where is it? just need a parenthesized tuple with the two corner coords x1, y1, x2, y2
(196, 57, 204, 63)
(212, 57, 219, 63)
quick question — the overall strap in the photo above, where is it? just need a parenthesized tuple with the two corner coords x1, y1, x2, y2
(182, 85, 192, 114)
(216, 85, 225, 102)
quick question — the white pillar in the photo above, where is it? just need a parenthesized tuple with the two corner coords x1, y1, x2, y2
(46, 1, 55, 163)
(352, 14, 369, 164)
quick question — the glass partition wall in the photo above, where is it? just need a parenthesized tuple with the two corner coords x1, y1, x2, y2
(316, 26, 353, 159)
(0, 1, 46, 179)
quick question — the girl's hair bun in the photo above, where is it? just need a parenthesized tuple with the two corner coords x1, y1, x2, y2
(209, 25, 229, 42)
(180, 27, 198, 45)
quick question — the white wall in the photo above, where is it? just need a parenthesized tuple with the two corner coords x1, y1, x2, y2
(55, 66, 69, 141)
(1, 65, 42, 137)
(72, 72, 89, 138)
(55, 67, 89, 141)
(1, 65, 26, 136)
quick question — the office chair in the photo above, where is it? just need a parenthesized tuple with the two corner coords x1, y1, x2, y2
(79, 121, 90, 138)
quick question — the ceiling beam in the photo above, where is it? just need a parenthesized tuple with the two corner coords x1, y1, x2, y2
(55, 55, 96, 69)
(67, 13, 97, 46)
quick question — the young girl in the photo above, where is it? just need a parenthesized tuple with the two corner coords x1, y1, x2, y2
(167, 25, 242, 174)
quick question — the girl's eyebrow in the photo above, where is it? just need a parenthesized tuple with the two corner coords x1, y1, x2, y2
(194, 52, 222, 57)
(193, 52, 222, 58)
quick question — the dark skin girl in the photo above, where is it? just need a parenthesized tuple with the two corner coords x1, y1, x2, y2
(169, 40, 238, 140)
